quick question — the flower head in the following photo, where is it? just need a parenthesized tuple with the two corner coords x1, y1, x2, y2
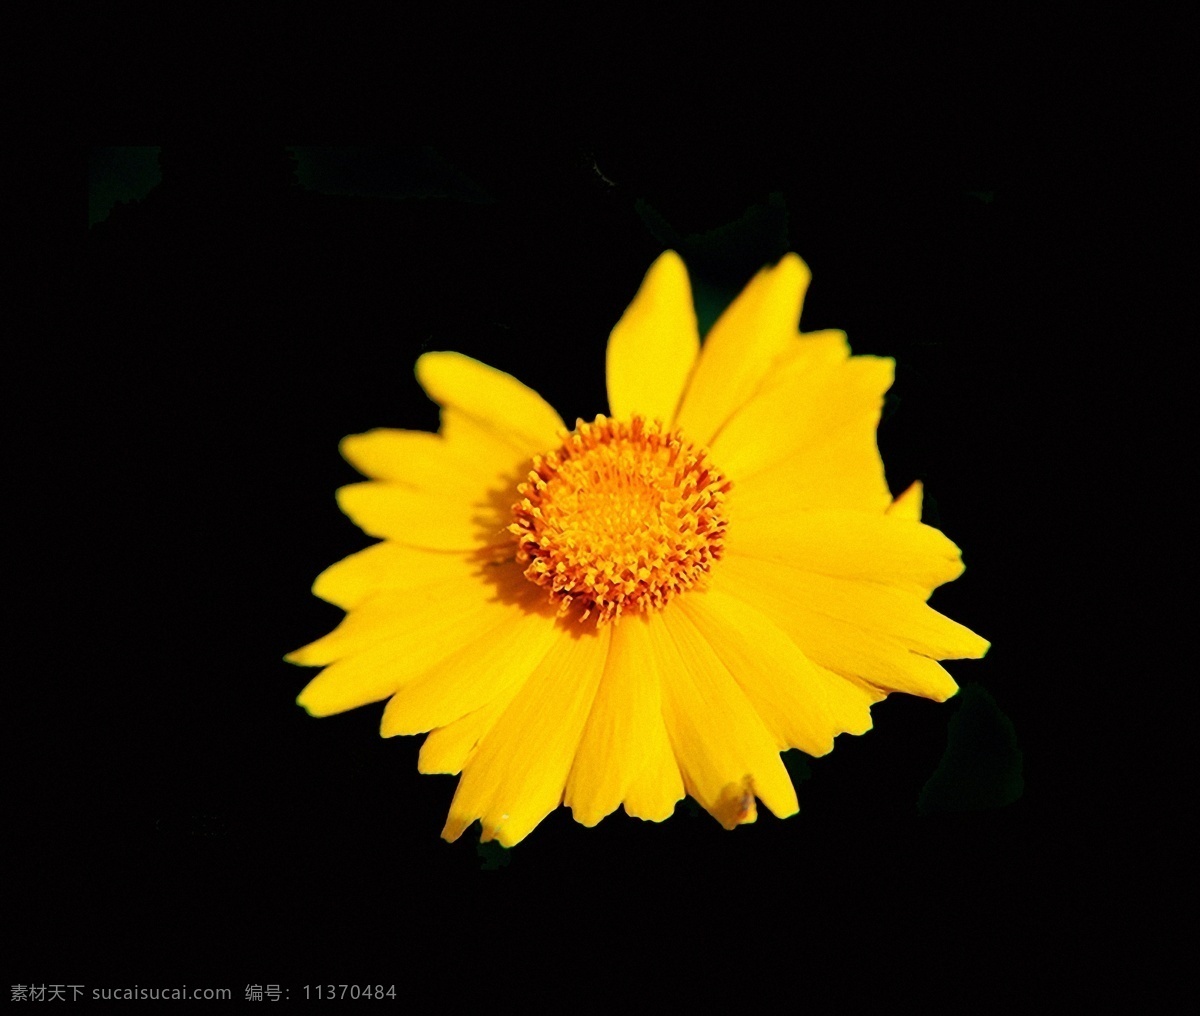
(288, 251, 988, 846)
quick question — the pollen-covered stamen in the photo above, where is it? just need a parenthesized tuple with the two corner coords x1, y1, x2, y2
(509, 415, 732, 624)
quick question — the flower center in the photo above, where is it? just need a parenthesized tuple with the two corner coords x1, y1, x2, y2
(509, 415, 731, 624)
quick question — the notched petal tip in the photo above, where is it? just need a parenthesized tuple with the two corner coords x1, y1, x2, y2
(565, 799, 616, 829)
(622, 797, 680, 824)
(447, 817, 527, 849)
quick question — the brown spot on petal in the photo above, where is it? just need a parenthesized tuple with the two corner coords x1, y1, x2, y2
(716, 776, 758, 829)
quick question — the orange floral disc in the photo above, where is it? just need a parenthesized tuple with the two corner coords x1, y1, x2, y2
(509, 414, 732, 624)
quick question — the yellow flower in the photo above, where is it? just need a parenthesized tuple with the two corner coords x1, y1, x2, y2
(287, 251, 989, 846)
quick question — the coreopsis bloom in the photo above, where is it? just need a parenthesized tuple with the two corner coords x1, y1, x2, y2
(288, 251, 988, 846)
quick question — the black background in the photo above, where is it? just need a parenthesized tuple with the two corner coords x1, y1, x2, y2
(24, 7, 1182, 1000)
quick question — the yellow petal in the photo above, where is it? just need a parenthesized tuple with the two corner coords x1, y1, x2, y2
(729, 426, 893, 515)
(677, 589, 874, 756)
(415, 351, 564, 458)
(288, 555, 489, 665)
(621, 710, 684, 822)
(336, 415, 532, 551)
(651, 609, 799, 826)
(418, 693, 520, 776)
(291, 559, 531, 716)
(887, 480, 923, 521)
(721, 326, 851, 406)
(605, 250, 700, 425)
(726, 509, 965, 598)
(715, 553, 987, 702)
(713, 346, 895, 487)
(674, 253, 811, 447)
(439, 408, 535, 488)
(564, 614, 670, 827)
(310, 542, 480, 610)
(335, 481, 510, 551)
(789, 328, 853, 368)
(441, 625, 613, 847)
(339, 428, 492, 491)
(380, 587, 559, 736)
(789, 569, 989, 660)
